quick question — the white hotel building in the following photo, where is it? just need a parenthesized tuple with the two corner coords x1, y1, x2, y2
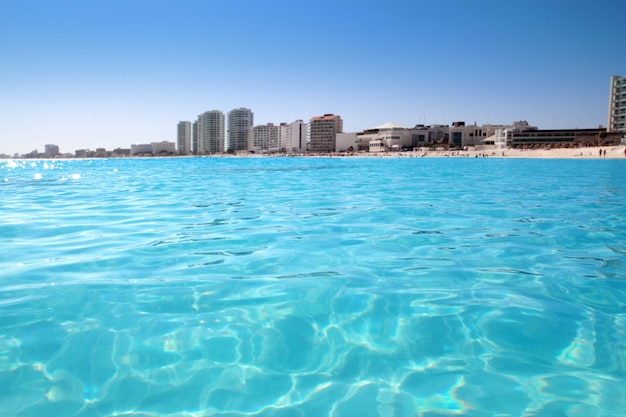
(177, 121, 192, 155)
(608, 75, 626, 133)
(247, 120, 308, 153)
(228, 108, 253, 152)
(283, 120, 307, 153)
(197, 110, 225, 154)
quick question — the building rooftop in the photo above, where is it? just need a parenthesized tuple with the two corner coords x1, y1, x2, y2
(369, 122, 408, 130)
(311, 114, 340, 121)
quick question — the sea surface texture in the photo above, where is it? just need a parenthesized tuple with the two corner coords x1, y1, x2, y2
(1, 157, 625, 417)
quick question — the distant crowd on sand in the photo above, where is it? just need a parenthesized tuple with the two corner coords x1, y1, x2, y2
(6, 144, 626, 160)
(299, 145, 626, 159)
(122, 145, 626, 159)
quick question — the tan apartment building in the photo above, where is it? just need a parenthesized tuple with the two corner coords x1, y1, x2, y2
(309, 114, 343, 153)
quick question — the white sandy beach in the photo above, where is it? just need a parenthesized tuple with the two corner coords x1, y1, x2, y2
(6, 145, 626, 160)
(392, 145, 626, 159)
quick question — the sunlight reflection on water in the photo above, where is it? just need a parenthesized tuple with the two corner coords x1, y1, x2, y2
(1, 157, 625, 416)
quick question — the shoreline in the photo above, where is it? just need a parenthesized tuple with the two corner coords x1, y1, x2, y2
(4, 145, 626, 160)
(398, 145, 626, 159)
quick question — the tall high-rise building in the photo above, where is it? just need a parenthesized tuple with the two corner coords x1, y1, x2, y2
(44, 144, 60, 157)
(228, 108, 254, 152)
(192, 121, 199, 154)
(197, 110, 225, 154)
(608, 75, 626, 133)
(309, 114, 343, 153)
(177, 121, 192, 155)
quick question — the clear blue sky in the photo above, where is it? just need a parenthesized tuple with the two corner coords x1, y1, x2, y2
(1, 0, 624, 155)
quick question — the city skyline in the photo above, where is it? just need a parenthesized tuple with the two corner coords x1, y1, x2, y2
(1, 0, 625, 156)
(5, 103, 623, 158)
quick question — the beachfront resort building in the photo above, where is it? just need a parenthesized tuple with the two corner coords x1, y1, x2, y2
(347, 123, 448, 152)
(608, 75, 626, 133)
(177, 121, 192, 155)
(448, 122, 524, 148)
(192, 121, 199, 154)
(309, 114, 343, 153)
(130, 144, 153, 156)
(130, 141, 176, 156)
(152, 141, 176, 155)
(355, 122, 413, 152)
(336, 132, 358, 152)
(228, 108, 254, 152)
(338, 121, 540, 152)
(246, 120, 308, 153)
(249, 123, 280, 153)
(510, 128, 623, 148)
(44, 144, 60, 157)
(197, 110, 225, 154)
(281, 120, 308, 153)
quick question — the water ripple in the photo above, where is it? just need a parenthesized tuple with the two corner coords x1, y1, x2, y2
(1, 157, 626, 416)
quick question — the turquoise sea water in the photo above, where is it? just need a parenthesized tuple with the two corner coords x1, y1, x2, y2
(1, 156, 625, 417)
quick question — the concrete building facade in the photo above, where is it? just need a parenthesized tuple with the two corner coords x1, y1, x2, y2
(608, 75, 626, 133)
(356, 122, 411, 152)
(177, 121, 192, 155)
(197, 110, 225, 154)
(449, 122, 510, 148)
(249, 123, 280, 153)
(510, 128, 618, 147)
(282, 120, 308, 153)
(130, 144, 153, 155)
(228, 108, 254, 152)
(336, 132, 358, 152)
(192, 121, 199, 154)
(44, 144, 60, 157)
(152, 141, 176, 155)
(352, 123, 448, 152)
(309, 114, 343, 153)
(448, 121, 536, 148)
